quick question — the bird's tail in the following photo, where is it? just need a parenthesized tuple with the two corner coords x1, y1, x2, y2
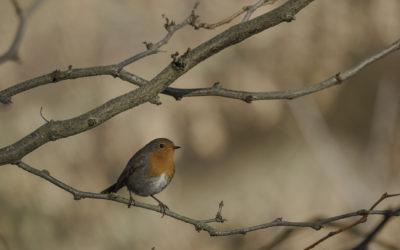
(101, 182, 123, 194)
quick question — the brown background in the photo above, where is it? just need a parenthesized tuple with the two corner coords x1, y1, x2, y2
(1, 0, 400, 249)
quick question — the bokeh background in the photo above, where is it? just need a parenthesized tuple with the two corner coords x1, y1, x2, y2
(1, 0, 400, 249)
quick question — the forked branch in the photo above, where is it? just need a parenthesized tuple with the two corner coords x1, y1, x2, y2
(0, 0, 315, 165)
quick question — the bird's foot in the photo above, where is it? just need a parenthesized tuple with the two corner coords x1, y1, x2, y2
(128, 199, 136, 208)
(128, 191, 135, 208)
(150, 195, 169, 217)
(158, 201, 169, 217)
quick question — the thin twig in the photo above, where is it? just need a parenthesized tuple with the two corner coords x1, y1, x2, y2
(13, 161, 400, 237)
(351, 207, 400, 250)
(191, 7, 246, 29)
(0, 0, 44, 64)
(242, 0, 279, 23)
(115, 3, 198, 70)
(305, 193, 400, 250)
(200, 201, 226, 223)
(327, 221, 400, 250)
(1, 38, 399, 105)
(39, 106, 50, 123)
(191, 0, 278, 29)
(162, 38, 400, 101)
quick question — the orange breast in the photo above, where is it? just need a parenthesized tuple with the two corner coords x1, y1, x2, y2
(148, 150, 175, 181)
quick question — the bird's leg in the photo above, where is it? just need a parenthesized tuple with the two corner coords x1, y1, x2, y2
(128, 190, 135, 208)
(151, 195, 169, 217)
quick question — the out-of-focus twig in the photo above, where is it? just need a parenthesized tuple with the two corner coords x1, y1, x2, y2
(0, 0, 44, 64)
(351, 207, 400, 250)
(258, 228, 295, 250)
(305, 193, 400, 250)
(365, 78, 400, 182)
(260, 216, 400, 250)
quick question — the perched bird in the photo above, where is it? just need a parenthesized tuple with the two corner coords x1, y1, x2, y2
(101, 138, 180, 214)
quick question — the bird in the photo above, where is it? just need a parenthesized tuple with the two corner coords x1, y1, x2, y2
(101, 138, 180, 215)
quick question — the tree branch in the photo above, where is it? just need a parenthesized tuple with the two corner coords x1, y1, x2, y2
(2, 32, 399, 105)
(0, 0, 43, 64)
(351, 208, 400, 250)
(191, 0, 278, 29)
(0, 0, 315, 165)
(2, 36, 399, 106)
(241, 0, 279, 23)
(305, 192, 400, 250)
(162, 38, 400, 102)
(14, 161, 400, 237)
(115, 3, 199, 70)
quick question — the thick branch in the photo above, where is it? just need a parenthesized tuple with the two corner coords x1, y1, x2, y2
(0, 0, 314, 165)
(14, 161, 400, 237)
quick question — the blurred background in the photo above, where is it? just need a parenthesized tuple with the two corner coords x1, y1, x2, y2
(1, 0, 400, 249)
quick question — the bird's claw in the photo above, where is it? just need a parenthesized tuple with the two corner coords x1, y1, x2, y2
(158, 202, 169, 217)
(128, 192, 135, 208)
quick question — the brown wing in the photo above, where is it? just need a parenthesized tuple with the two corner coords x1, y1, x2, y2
(117, 151, 149, 184)
(100, 150, 149, 194)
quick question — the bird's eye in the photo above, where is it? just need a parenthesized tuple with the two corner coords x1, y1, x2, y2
(159, 143, 165, 148)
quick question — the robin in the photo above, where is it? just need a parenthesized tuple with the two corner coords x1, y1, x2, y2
(101, 138, 180, 214)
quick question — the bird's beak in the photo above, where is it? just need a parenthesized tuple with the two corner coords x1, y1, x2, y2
(173, 145, 181, 150)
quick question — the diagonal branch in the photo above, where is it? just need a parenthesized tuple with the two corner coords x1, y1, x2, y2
(14, 161, 400, 237)
(0, 0, 44, 64)
(1, 37, 398, 105)
(0, 0, 315, 165)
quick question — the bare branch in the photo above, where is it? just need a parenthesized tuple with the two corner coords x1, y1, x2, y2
(0, 65, 145, 104)
(242, 0, 279, 23)
(305, 192, 400, 250)
(115, 3, 199, 70)
(1, 38, 398, 165)
(351, 207, 400, 250)
(162, 38, 400, 101)
(13, 161, 400, 237)
(2, 37, 398, 106)
(199, 201, 226, 224)
(0, 0, 315, 165)
(0, 0, 44, 64)
(191, 0, 278, 29)
(191, 7, 245, 30)
(39, 106, 50, 123)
